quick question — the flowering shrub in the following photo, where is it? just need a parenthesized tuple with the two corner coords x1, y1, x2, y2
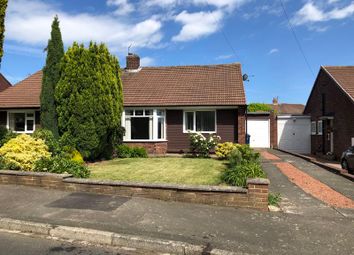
(0, 134, 51, 171)
(189, 132, 220, 158)
(215, 142, 238, 159)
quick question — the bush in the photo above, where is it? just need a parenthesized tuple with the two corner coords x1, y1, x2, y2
(0, 127, 17, 147)
(115, 144, 147, 158)
(189, 132, 220, 158)
(215, 142, 238, 159)
(268, 193, 281, 206)
(34, 156, 90, 178)
(0, 134, 51, 171)
(236, 144, 260, 163)
(71, 149, 84, 164)
(0, 156, 6, 170)
(228, 148, 243, 168)
(222, 161, 266, 187)
(33, 129, 60, 155)
(0, 126, 7, 146)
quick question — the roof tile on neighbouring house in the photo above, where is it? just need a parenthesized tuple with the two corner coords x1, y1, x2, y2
(323, 66, 354, 102)
(0, 73, 12, 92)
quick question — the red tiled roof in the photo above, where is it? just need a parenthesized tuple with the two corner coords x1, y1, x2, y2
(323, 66, 354, 102)
(121, 63, 246, 106)
(270, 104, 305, 115)
(0, 73, 11, 92)
(0, 63, 246, 108)
(0, 71, 42, 108)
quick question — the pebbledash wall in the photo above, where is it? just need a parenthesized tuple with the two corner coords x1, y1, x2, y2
(0, 170, 270, 211)
(124, 107, 247, 154)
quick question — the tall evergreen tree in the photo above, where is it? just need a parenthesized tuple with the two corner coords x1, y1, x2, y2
(55, 42, 123, 160)
(0, 0, 8, 66)
(40, 16, 64, 137)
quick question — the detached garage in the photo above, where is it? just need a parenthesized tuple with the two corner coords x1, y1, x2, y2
(247, 113, 270, 148)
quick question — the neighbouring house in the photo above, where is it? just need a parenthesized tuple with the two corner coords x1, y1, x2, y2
(0, 54, 247, 154)
(247, 98, 310, 153)
(0, 73, 11, 92)
(304, 66, 354, 159)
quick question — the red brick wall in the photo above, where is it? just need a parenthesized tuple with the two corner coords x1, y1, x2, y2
(123, 142, 167, 154)
(270, 112, 278, 148)
(304, 69, 354, 159)
(237, 107, 246, 144)
(126, 54, 140, 70)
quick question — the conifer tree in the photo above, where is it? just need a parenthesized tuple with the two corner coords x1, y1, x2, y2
(0, 0, 8, 65)
(40, 16, 64, 137)
(55, 42, 123, 160)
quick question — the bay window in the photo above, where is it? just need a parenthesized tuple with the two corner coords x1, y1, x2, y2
(184, 110, 216, 133)
(8, 111, 35, 133)
(123, 109, 166, 141)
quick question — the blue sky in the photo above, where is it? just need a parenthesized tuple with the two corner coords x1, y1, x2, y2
(2, 0, 354, 104)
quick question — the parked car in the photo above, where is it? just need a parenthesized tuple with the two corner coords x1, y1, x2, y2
(341, 146, 354, 174)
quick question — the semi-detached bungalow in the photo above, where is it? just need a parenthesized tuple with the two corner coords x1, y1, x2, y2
(0, 54, 247, 154)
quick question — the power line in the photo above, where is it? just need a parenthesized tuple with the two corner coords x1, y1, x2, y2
(278, 0, 315, 76)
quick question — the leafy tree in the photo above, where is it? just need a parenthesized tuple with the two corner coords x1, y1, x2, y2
(40, 16, 64, 137)
(247, 103, 272, 113)
(55, 42, 123, 160)
(0, 0, 8, 65)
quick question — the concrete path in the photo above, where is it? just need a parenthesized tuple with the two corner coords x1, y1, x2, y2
(262, 149, 354, 217)
(0, 184, 353, 254)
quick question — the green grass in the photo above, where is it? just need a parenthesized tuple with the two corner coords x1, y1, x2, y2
(89, 157, 227, 185)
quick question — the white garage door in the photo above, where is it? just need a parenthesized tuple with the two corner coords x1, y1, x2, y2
(247, 119, 270, 148)
(277, 116, 311, 154)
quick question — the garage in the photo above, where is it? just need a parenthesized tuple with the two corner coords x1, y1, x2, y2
(247, 116, 270, 148)
(277, 116, 311, 154)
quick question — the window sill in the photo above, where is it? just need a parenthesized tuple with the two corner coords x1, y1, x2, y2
(123, 140, 168, 143)
(183, 131, 217, 134)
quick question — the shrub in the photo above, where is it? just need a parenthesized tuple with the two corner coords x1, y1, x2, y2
(0, 156, 6, 170)
(0, 126, 7, 145)
(34, 156, 90, 178)
(235, 144, 260, 163)
(130, 147, 148, 158)
(228, 148, 243, 168)
(71, 149, 84, 164)
(0, 134, 51, 171)
(247, 103, 272, 113)
(33, 129, 60, 155)
(222, 161, 266, 187)
(215, 142, 238, 159)
(189, 132, 220, 158)
(115, 144, 147, 158)
(268, 193, 281, 206)
(0, 128, 17, 147)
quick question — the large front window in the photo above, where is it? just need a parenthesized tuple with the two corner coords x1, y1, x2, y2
(8, 111, 35, 133)
(184, 110, 216, 133)
(123, 109, 165, 141)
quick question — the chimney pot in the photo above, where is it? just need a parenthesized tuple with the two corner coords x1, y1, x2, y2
(272, 97, 279, 105)
(126, 53, 140, 70)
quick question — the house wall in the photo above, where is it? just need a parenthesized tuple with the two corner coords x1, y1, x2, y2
(304, 70, 354, 159)
(166, 109, 240, 153)
(0, 111, 6, 127)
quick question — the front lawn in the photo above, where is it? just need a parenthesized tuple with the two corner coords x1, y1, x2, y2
(89, 157, 226, 185)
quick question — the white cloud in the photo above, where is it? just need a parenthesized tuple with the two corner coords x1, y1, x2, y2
(292, 1, 354, 26)
(192, 0, 249, 11)
(5, 0, 163, 53)
(215, 54, 234, 60)
(268, 48, 279, 55)
(144, 0, 179, 8)
(172, 10, 223, 42)
(107, 0, 134, 16)
(140, 57, 156, 66)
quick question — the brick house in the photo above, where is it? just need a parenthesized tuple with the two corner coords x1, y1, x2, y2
(304, 66, 354, 159)
(0, 54, 247, 154)
(0, 73, 11, 92)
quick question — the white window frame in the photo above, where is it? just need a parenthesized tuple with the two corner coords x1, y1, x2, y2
(317, 120, 323, 135)
(6, 110, 36, 134)
(311, 121, 317, 135)
(122, 108, 166, 142)
(183, 110, 217, 133)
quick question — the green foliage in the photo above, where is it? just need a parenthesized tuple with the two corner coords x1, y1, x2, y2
(34, 156, 90, 178)
(247, 103, 272, 113)
(0, 0, 7, 64)
(0, 155, 6, 169)
(268, 193, 281, 206)
(40, 16, 64, 137)
(33, 129, 60, 155)
(236, 144, 260, 163)
(215, 142, 238, 159)
(0, 126, 17, 147)
(228, 148, 243, 168)
(0, 134, 51, 171)
(115, 144, 147, 158)
(189, 132, 220, 158)
(55, 42, 123, 160)
(71, 149, 84, 164)
(222, 161, 266, 187)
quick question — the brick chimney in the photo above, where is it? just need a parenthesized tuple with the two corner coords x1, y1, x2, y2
(126, 53, 140, 70)
(272, 97, 279, 105)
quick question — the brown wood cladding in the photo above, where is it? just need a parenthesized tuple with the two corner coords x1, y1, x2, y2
(166, 109, 237, 152)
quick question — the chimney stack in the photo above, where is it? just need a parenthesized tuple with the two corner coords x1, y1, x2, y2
(272, 97, 279, 105)
(126, 53, 140, 70)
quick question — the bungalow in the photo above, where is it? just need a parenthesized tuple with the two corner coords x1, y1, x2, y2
(0, 54, 247, 154)
(304, 66, 354, 159)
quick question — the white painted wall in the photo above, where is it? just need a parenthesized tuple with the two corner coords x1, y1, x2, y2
(277, 116, 311, 154)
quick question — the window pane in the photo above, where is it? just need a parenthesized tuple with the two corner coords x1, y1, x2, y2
(9, 113, 25, 132)
(158, 118, 164, 139)
(27, 119, 34, 131)
(157, 110, 164, 116)
(185, 112, 194, 131)
(196, 111, 215, 132)
(125, 110, 134, 116)
(131, 117, 150, 139)
(135, 110, 143, 116)
(145, 109, 153, 116)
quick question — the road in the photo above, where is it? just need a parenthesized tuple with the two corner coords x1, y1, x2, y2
(0, 231, 152, 255)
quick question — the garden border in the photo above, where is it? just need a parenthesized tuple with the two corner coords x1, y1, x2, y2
(0, 170, 269, 211)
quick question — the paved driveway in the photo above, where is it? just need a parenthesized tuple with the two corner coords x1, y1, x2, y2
(261, 149, 354, 217)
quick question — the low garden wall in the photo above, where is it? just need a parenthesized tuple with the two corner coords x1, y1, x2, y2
(0, 170, 270, 211)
